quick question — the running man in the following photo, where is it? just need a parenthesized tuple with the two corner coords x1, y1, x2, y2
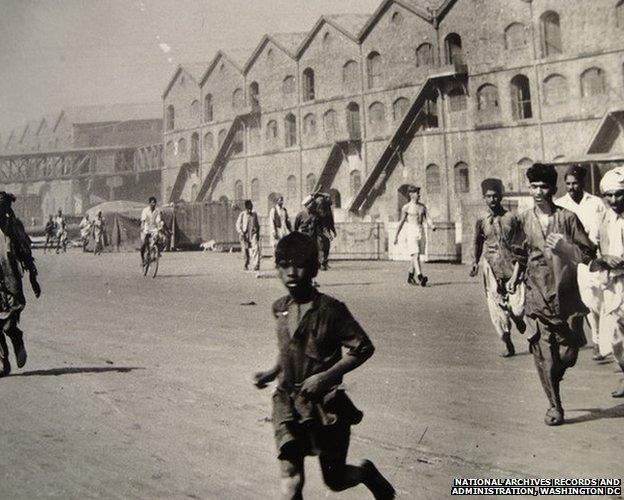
(140, 196, 163, 265)
(394, 185, 436, 286)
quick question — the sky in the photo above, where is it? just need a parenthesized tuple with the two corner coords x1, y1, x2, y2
(0, 0, 382, 135)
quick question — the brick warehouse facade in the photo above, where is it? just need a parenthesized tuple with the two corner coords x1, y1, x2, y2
(162, 0, 624, 257)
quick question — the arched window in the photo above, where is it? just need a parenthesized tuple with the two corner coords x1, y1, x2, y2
(178, 137, 187, 155)
(343, 60, 359, 91)
(232, 122, 245, 154)
(190, 100, 199, 118)
(251, 178, 260, 202)
(232, 88, 244, 109)
(540, 11, 562, 57)
(303, 113, 316, 136)
(618, 0, 624, 28)
(285, 114, 297, 147)
(391, 11, 403, 25)
(191, 184, 198, 201)
(322, 32, 332, 50)
(204, 94, 213, 122)
(249, 81, 260, 108)
(329, 189, 342, 209)
(282, 75, 295, 96)
(303, 68, 315, 101)
(249, 117, 261, 150)
(543, 74, 568, 104)
(266, 120, 278, 140)
(346, 102, 361, 140)
(323, 109, 338, 140)
(416, 43, 434, 67)
(267, 48, 274, 68)
(234, 179, 244, 200)
(477, 84, 499, 110)
(581, 67, 606, 97)
(444, 33, 463, 65)
(217, 129, 227, 148)
(306, 173, 317, 194)
(454, 162, 470, 193)
(368, 102, 386, 124)
(393, 97, 410, 121)
(166, 105, 175, 131)
(190, 132, 199, 162)
(367, 51, 382, 89)
(286, 175, 297, 200)
(511, 74, 532, 119)
(166, 140, 173, 157)
(204, 132, 214, 156)
(425, 164, 441, 193)
(504, 23, 528, 50)
(350, 170, 362, 197)
(423, 96, 439, 129)
(448, 85, 467, 112)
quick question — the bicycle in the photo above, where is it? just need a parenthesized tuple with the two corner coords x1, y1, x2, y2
(142, 232, 163, 278)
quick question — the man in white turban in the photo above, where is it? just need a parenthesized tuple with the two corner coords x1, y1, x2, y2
(591, 166, 624, 397)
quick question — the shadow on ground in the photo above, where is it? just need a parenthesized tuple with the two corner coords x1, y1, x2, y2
(13, 366, 144, 377)
(565, 403, 624, 424)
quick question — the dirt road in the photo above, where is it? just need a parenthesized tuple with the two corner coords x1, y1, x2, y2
(1, 250, 621, 499)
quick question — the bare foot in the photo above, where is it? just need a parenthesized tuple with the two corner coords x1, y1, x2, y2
(544, 407, 564, 426)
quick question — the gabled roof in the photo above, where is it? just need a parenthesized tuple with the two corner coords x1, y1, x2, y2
(163, 62, 209, 98)
(360, 0, 433, 38)
(325, 14, 372, 38)
(225, 48, 253, 71)
(296, 14, 370, 56)
(200, 50, 247, 86)
(243, 32, 306, 73)
(19, 122, 34, 143)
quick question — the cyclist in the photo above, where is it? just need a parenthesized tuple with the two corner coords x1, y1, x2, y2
(140, 196, 163, 265)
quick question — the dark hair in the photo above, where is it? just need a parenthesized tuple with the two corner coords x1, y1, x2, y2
(407, 185, 420, 193)
(564, 164, 586, 182)
(527, 163, 558, 187)
(148, 196, 157, 203)
(275, 232, 319, 273)
(244, 199, 253, 210)
(480, 178, 504, 195)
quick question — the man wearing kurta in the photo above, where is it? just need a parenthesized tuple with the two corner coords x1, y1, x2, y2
(268, 196, 292, 252)
(470, 178, 525, 358)
(236, 200, 261, 271)
(590, 166, 624, 397)
(510, 163, 595, 426)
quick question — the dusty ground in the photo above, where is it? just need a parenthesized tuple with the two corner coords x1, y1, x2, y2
(1, 249, 622, 499)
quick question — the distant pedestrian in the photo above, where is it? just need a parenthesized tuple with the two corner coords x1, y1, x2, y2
(93, 211, 106, 255)
(315, 193, 337, 271)
(79, 214, 93, 252)
(0, 192, 41, 377)
(269, 196, 292, 252)
(235, 200, 260, 271)
(253, 232, 395, 500)
(54, 209, 66, 254)
(43, 215, 55, 254)
(394, 185, 436, 286)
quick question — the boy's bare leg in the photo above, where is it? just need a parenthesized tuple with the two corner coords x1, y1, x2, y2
(279, 456, 304, 500)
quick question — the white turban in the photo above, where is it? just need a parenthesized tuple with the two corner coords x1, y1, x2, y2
(600, 166, 624, 193)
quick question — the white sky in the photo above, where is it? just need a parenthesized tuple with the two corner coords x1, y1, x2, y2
(0, 0, 380, 134)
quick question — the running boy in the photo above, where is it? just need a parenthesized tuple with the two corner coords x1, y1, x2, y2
(470, 178, 525, 357)
(394, 185, 435, 286)
(509, 163, 595, 425)
(253, 232, 395, 499)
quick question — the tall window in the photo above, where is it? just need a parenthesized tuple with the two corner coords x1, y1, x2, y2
(416, 43, 434, 67)
(393, 97, 409, 121)
(217, 129, 227, 148)
(303, 113, 316, 137)
(323, 109, 338, 140)
(249, 118, 260, 151)
(454, 162, 470, 193)
(580, 67, 606, 97)
(444, 33, 463, 65)
(346, 103, 361, 140)
(204, 132, 214, 156)
(618, 0, 624, 28)
(306, 173, 317, 194)
(343, 60, 359, 91)
(350, 170, 362, 197)
(266, 120, 278, 141)
(391, 11, 403, 25)
(249, 81, 260, 108)
(425, 164, 441, 193)
(282, 75, 295, 96)
(166, 105, 175, 131)
(510, 74, 532, 119)
(190, 100, 199, 118)
(204, 94, 213, 122)
(504, 23, 528, 50)
(166, 140, 173, 157)
(232, 88, 244, 109)
(368, 102, 386, 125)
(477, 84, 499, 110)
(303, 68, 315, 101)
(251, 178, 260, 202)
(178, 137, 187, 156)
(543, 74, 568, 104)
(540, 11, 562, 57)
(286, 175, 297, 201)
(422, 96, 438, 129)
(232, 123, 244, 154)
(367, 52, 382, 89)
(284, 114, 297, 147)
(234, 179, 244, 200)
(448, 85, 467, 112)
(190, 132, 199, 162)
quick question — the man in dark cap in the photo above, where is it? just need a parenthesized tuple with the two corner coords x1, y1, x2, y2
(470, 178, 525, 357)
(0, 192, 41, 377)
(508, 164, 595, 425)
(555, 164, 607, 361)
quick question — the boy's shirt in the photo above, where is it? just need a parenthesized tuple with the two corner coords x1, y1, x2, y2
(271, 290, 374, 394)
(514, 206, 595, 323)
(474, 207, 520, 281)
